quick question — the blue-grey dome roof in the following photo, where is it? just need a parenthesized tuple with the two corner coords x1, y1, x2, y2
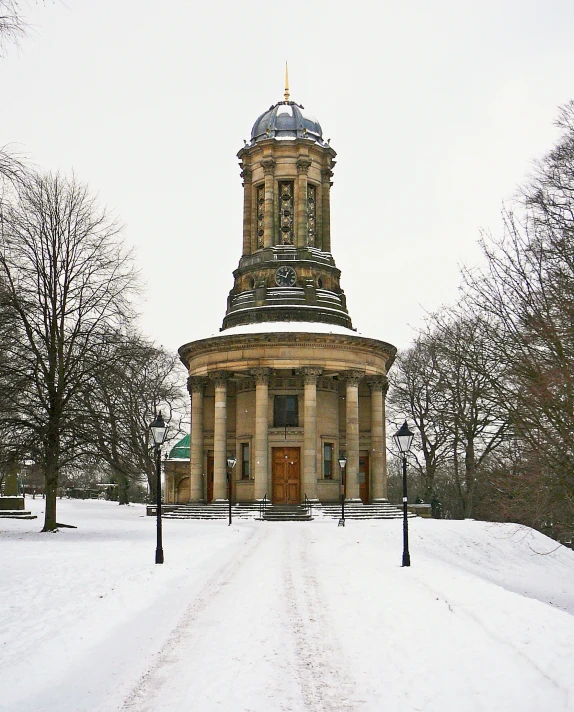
(250, 101, 327, 146)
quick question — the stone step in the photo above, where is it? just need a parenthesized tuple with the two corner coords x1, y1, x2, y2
(316, 503, 415, 519)
(0, 511, 37, 519)
(149, 502, 414, 521)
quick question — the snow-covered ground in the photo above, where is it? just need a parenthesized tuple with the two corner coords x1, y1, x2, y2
(1, 499, 574, 712)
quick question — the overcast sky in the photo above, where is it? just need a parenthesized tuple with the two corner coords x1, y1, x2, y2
(2, 0, 574, 356)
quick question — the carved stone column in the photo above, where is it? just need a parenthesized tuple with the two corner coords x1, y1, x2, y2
(261, 159, 275, 248)
(211, 371, 229, 501)
(296, 158, 311, 248)
(187, 376, 207, 502)
(298, 367, 322, 501)
(366, 376, 389, 502)
(344, 370, 363, 501)
(321, 168, 333, 253)
(241, 166, 253, 256)
(252, 368, 271, 500)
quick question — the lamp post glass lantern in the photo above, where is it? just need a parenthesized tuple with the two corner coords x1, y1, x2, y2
(150, 412, 168, 564)
(338, 455, 347, 526)
(226, 456, 237, 526)
(393, 421, 415, 567)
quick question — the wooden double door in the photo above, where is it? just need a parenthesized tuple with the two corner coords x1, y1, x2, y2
(272, 447, 301, 504)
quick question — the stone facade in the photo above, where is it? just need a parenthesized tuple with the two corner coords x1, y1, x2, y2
(169, 92, 396, 505)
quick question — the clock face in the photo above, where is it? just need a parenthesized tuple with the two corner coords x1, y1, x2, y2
(275, 266, 297, 287)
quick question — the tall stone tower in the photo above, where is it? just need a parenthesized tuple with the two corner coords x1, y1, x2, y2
(223, 83, 350, 330)
(174, 82, 396, 508)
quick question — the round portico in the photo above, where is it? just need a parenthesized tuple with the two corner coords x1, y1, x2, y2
(173, 82, 396, 506)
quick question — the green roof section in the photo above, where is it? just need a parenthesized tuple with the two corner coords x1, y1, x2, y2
(168, 434, 190, 460)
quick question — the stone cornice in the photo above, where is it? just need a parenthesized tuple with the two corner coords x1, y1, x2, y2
(179, 331, 396, 373)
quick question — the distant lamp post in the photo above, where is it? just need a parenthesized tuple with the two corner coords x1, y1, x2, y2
(338, 455, 347, 526)
(393, 421, 414, 567)
(150, 411, 168, 564)
(226, 456, 237, 526)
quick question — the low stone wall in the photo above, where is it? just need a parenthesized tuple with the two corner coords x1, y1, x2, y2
(407, 503, 431, 518)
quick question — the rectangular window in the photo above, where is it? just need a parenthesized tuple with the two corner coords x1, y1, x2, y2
(241, 443, 250, 480)
(256, 185, 265, 248)
(323, 443, 333, 479)
(274, 395, 298, 427)
(278, 181, 294, 245)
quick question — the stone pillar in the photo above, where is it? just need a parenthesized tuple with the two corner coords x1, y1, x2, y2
(366, 376, 389, 502)
(321, 168, 333, 253)
(296, 158, 311, 248)
(252, 368, 271, 500)
(298, 367, 322, 501)
(241, 167, 253, 255)
(344, 370, 363, 501)
(261, 159, 275, 248)
(187, 376, 207, 502)
(211, 371, 229, 501)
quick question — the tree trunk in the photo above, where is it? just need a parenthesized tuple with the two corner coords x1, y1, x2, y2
(464, 441, 476, 518)
(117, 469, 130, 505)
(42, 460, 58, 531)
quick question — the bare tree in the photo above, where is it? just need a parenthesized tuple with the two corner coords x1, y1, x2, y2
(0, 1, 26, 55)
(433, 312, 508, 517)
(388, 333, 451, 500)
(391, 310, 508, 516)
(82, 332, 188, 504)
(0, 171, 138, 531)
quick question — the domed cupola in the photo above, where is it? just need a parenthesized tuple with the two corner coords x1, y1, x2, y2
(250, 101, 328, 147)
(222, 70, 352, 331)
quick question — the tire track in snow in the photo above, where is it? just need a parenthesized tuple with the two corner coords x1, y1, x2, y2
(119, 526, 267, 712)
(282, 528, 363, 712)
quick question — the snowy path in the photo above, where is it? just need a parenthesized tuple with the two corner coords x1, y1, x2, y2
(121, 526, 361, 712)
(2, 500, 574, 712)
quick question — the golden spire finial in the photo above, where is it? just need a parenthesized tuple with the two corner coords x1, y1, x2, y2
(284, 61, 290, 102)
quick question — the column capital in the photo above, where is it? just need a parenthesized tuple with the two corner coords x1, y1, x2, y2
(250, 367, 272, 385)
(297, 157, 312, 174)
(321, 168, 334, 184)
(296, 366, 323, 385)
(209, 370, 231, 388)
(240, 167, 252, 185)
(342, 370, 364, 387)
(261, 158, 276, 176)
(365, 375, 389, 395)
(187, 376, 207, 395)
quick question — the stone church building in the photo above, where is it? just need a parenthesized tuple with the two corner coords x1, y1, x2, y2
(165, 85, 396, 507)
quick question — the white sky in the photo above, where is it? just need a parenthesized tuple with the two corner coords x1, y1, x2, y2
(2, 0, 574, 354)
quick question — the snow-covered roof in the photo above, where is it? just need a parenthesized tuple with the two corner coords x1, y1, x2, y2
(198, 321, 363, 341)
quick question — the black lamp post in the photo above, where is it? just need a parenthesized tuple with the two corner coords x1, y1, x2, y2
(338, 455, 347, 526)
(393, 421, 415, 567)
(150, 411, 168, 564)
(226, 456, 237, 526)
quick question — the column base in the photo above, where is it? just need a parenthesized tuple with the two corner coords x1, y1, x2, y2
(212, 498, 230, 503)
(371, 498, 390, 503)
(344, 498, 363, 503)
